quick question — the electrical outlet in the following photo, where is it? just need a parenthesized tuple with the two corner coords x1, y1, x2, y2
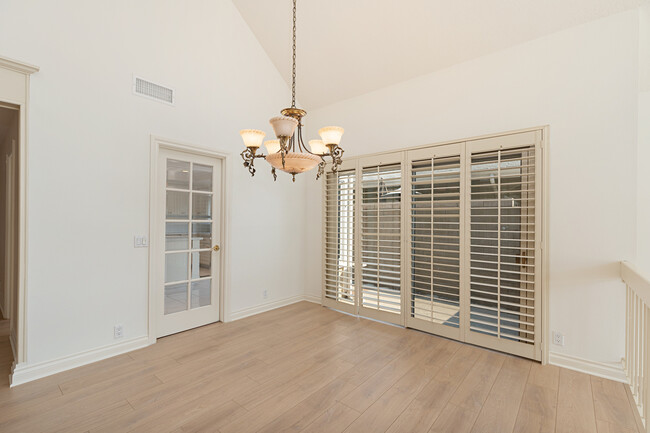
(114, 324, 124, 339)
(263, 289, 268, 300)
(552, 331, 564, 346)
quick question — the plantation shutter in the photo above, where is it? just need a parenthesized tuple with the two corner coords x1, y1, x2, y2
(359, 161, 403, 324)
(407, 144, 463, 339)
(321, 129, 543, 360)
(465, 131, 541, 359)
(323, 168, 356, 314)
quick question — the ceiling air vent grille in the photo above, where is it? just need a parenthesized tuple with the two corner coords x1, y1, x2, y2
(133, 76, 174, 105)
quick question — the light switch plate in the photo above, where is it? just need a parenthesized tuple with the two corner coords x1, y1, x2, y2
(134, 235, 149, 248)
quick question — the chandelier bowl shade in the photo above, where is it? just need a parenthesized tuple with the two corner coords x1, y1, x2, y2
(264, 139, 281, 154)
(240, 129, 266, 148)
(269, 116, 299, 138)
(318, 126, 345, 146)
(308, 139, 328, 155)
(266, 151, 321, 174)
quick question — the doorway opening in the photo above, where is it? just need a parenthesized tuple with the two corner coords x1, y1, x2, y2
(0, 103, 20, 371)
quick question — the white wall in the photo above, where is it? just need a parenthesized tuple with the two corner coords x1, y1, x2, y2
(638, 5, 650, 274)
(0, 0, 309, 366)
(305, 10, 640, 364)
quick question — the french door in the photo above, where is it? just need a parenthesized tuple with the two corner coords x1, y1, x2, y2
(156, 148, 222, 337)
(405, 143, 464, 340)
(463, 132, 541, 359)
(357, 154, 405, 326)
(322, 130, 543, 360)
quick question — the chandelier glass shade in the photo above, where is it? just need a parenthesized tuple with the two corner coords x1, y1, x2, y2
(239, 0, 344, 182)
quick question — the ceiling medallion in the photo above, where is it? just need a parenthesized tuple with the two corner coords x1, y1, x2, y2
(239, 0, 344, 182)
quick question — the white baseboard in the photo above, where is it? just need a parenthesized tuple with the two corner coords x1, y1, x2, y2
(303, 294, 321, 304)
(10, 336, 151, 387)
(549, 351, 627, 383)
(9, 295, 323, 386)
(229, 294, 319, 321)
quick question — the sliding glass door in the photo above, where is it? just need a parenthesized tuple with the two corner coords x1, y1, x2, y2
(322, 130, 543, 360)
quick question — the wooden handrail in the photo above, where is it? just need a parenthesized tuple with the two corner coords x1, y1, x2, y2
(622, 261, 650, 306)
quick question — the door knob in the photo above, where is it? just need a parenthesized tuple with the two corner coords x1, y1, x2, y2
(212, 245, 220, 252)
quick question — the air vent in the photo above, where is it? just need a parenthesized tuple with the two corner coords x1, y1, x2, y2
(133, 76, 174, 105)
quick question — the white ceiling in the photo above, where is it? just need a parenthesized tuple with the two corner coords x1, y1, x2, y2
(233, 0, 646, 109)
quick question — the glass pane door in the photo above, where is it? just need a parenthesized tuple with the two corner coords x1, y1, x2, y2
(164, 160, 214, 314)
(157, 146, 221, 338)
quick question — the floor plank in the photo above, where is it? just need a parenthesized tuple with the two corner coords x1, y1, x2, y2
(591, 376, 639, 431)
(0, 304, 641, 433)
(470, 356, 531, 433)
(513, 382, 557, 433)
(556, 368, 598, 433)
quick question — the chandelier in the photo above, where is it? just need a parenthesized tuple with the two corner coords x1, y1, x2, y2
(239, 0, 344, 182)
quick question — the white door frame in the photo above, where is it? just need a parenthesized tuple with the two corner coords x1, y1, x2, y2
(0, 56, 38, 375)
(148, 135, 231, 344)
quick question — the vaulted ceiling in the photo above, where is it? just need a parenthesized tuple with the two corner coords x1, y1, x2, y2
(233, 0, 646, 109)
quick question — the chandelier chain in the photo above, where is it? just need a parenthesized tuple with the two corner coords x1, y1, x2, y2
(291, 0, 297, 108)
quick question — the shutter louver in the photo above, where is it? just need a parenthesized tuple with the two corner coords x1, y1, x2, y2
(469, 146, 537, 346)
(410, 155, 461, 329)
(361, 163, 402, 315)
(324, 169, 356, 308)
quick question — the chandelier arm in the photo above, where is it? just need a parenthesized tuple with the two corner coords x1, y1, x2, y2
(296, 124, 325, 157)
(279, 136, 289, 168)
(316, 158, 326, 180)
(297, 124, 307, 153)
(240, 147, 268, 177)
(330, 145, 344, 172)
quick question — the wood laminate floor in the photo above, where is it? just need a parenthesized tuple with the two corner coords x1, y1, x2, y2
(0, 302, 643, 433)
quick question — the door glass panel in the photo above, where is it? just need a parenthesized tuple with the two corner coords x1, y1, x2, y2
(324, 169, 356, 306)
(192, 193, 212, 220)
(191, 280, 211, 309)
(410, 155, 461, 328)
(165, 252, 188, 283)
(167, 191, 189, 219)
(193, 164, 213, 192)
(361, 163, 402, 315)
(192, 222, 212, 249)
(469, 146, 536, 346)
(167, 159, 190, 189)
(166, 222, 189, 251)
(165, 282, 188, 314)
(191, 251, 211, 278)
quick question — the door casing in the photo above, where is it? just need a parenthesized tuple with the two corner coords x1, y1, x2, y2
(0, 56, 38, 382)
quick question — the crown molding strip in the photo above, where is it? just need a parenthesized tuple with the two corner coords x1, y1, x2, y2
(0, 55, 39, 75)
